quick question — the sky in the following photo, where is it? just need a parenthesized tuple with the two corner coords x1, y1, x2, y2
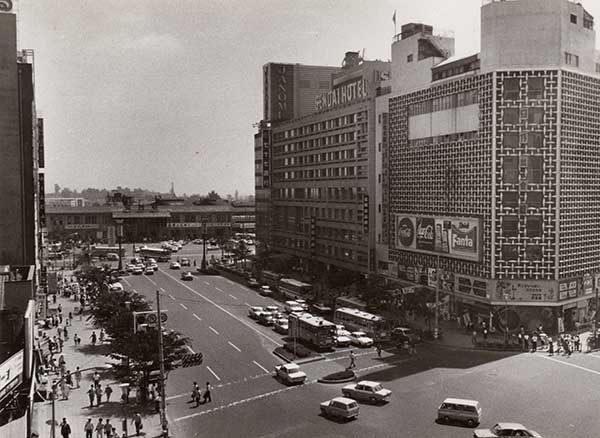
(15, 0, 600, 196)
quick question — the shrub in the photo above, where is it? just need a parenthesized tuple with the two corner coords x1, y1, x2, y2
(323, 369, 354, 381)
(283, 342, 311, 358)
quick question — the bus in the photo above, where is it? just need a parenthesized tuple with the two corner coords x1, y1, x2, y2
(333, 307, 392, 342)
(89, 245, 126, 258)
(260, 270, 282, 290)
(139, 246, 171, 262)
(279, 278, 312, 300)
(288, 312, 335, 351)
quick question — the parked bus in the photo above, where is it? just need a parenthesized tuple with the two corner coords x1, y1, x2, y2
(279, 278, 312, 300)
(89, 245, 126, 258)
(260, 270, 282, 290)
(139, 246, 171, 262)
(288, 312, 335, 351)
(333, 307, 392, 342)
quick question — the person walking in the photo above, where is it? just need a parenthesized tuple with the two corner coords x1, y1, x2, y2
(60, 418, 71, 438)
(472, 330, 478, 346)
(99, 329, 105, 344)
(575, 335, 581, 352)
(94, 419, 103, 438)
(132, 412, 143, 436)
(104, 384, 113, 402)
(532, 333, 538, 352)
(103, 419, 113, 438)
(190, 382, 200, 403)
(203, 381, 212, 403)
(149, 383, 156, 401)
(65, 370, 73, 388)
(87, 385, 95, 407)
(84, 418, 94, 438)
(60, 379, 69, 400)
(74, 367, 81, 389)
(95, 384, 103, 405)
(63, 325, 69, 340)
(93, 371, 101, 388)
(349, 350, 356, 369)
(548, 337, 554, 356)
(376, 344, 382, 358)
(90, 331, 97, 345)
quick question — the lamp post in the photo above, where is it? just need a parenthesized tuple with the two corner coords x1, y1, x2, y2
(503, 293, 510, 345)
(434, 254, 440, 340)
(50, 364, 113, 438)
(201, 222, 207, 271)
(156, 290, 169, 437)
(115, 219, 124, 272)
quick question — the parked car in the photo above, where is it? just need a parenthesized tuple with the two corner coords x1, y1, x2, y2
(181, 271, 194, 281)
(350, 331, 374, 347)
(258, 312, 275, 326)
(342, 380, 391, 404)
(144, 266, 154, 275)
(392, 327, 422, 344)
(106, 253, 119, 261)
(273, 318, 289, 334)
(180, 258, 191, 267)
(169, 261, 181, 270)
(259, 285, 273, 296)
(247, 278, 260, 289)
(274, 363, 306, 385)
(320, 397, 359, 420)
(248, 306, 264, 320)
(108, 282, 124, 292)
(125, 263, 135, 273)
(132, 266, 144, 275)
(334, 329, 352, 347)
(474, 423, 543, 438)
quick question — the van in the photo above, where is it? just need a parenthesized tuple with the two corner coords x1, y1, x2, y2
(437, 398, 481, 427)
(284, 301, 303, 314)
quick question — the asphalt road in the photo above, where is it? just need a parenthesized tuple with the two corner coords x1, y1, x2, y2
(115, 243, 600, 438)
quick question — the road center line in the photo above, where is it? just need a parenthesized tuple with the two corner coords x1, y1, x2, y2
(253, 360, 269, 373)
(206, 366, 221, 381)
(203, 281, 210, 285)
(186, 345, 196, 354)
(159, 270, 283, 346)
(160, 287, 165, 292)
(146, 277, 157, 285)
(179, 303, 188, 310)
(244, 302, 251, 307)
(228, 294, 238, 300)
(228, 341, 241, 352)
(169, 294, 176, 301)
(193, 313, 202, 321)
(215, 287, 224, 292)
(209, 326, 219, 335)
(539, 355, 600, 376)
(122, 279, 131, 287)
(132, 289, 138, 294)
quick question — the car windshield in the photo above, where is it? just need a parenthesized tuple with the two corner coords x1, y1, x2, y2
(371, 384, 383, 391)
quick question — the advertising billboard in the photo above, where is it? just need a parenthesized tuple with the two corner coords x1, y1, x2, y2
(265, 63, 295, 122)
(495, 280, 557, 303)
(395, 215, 482, 262)
(315, 78, 368, 111)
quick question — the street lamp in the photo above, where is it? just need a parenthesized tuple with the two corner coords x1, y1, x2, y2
(115, 219, 124, 272)
(201, 222, 207, 271)
(503, 293, 510, 345)
(50, 364, 113, 438)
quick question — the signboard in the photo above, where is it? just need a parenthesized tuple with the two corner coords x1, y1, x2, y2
(395, 215, 482, 262)
(456, 275, 489, 298)
(65, 224, 99, 230)
(559, 280, 578, 300)
(166, 222, 229, 228)
(427, 268, 437, 288)
(266, 63, 295, 122)
(0, 1, 13, 13)
(315, 78, 368, 111)
(583, 273, 593, 295)
(0, 350, 23, 403)
(495, 280, 557, 303)
(106, 225, 116, 246)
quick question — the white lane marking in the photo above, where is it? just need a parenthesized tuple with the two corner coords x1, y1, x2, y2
(215, 287, 224, 292)
(228, 294, 238, 300)
(228, 341, 241, 352)
(160, 270, 283, 346)
(179, 303, 188, 310)
(169, 294, 176, 301)
(186, 345, 196, 354)
(132, 289, 138, 294)
(146, 277, 157, 285)
(166, 372, 272, 401)
(244, 302, 251, 307)
(253, 360, 269, 373)
(203, 281, 210, 285)
(540, 355, 600, 376)
(193, 313, 202, 321)
(160, 287, 165, 292)
(209, 326, 219, 335)
(206, 366, 221, 381)
(226, 279, 234, 285)
(122, 279, 131, 287)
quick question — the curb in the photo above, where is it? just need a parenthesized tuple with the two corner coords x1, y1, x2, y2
(318, 375, 356, 384)
(422, 340, 522, 354)
(272, 349, 325, 364)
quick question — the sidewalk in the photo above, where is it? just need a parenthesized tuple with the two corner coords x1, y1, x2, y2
(32, 276, 164, 438)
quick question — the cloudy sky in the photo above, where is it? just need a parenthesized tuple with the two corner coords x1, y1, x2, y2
(16, 0, 600, 196)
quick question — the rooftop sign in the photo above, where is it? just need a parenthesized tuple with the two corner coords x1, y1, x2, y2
(315, 78, 367, 111)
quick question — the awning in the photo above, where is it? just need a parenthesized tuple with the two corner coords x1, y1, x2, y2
(112, 211, 171, 219)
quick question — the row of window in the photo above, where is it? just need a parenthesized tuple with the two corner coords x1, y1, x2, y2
(408, 131, 478, 147)
(501, 215, 543, 238)
(502, 107, 545, 125)
(316, 226, 361, 242)
(170, 214, 230, 223)
(274, 166, 362, 181)
(565, 51, 579, 68)
(274, 131, 359, 154)
(271, 236, 367, 263)
(432, 58, 480, 82)
(273, 186, 366, 201)
(408, 90, 478, 117)
(273, 113, 363, 141)
(501, 191, 543, 208)
(503, 77, 545, 100)
(502, 156, 543, 184)
(501, 244, 543, 261)
(274, 148, 357, 167)
(501, 131, 545, 149)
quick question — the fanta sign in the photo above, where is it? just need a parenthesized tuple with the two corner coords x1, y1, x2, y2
(451, 221, 477, 254)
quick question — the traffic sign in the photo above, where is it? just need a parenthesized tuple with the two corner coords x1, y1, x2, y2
(133, 310, 168, 333)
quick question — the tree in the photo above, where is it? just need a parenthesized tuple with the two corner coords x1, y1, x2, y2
(232, 240, 251, 270)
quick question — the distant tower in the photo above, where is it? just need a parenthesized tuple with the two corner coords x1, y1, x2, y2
(170, 182, 175, 197)
(234, 190, 239, 201)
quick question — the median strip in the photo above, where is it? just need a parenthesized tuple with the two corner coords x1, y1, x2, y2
(228, 294, 238, 300)
(169, 294, 176, 301)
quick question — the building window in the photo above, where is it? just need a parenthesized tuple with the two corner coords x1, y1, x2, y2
(503, 191, 519, 208)
(526, 191, 543, 208)
(503, 108, 519, 125)
(527, 107, 544, 124)
(527, 156, 543, 184)
(407, 54, 413, 63)
(503, 132, 519, 149)
(527, 132, 543, 149)
(570, 14, 577, 24)
(525, 245, 542, 261)
(502, 215, 519, 238)
(502, 156, 519, 184)
(584, 15, 594, 30)
(565, 52, 579, 67)
(526, 215, 543, 238)
(503, 78, 520, 100)
(502, 245, 519, 261)
(527, 77, 544, 99)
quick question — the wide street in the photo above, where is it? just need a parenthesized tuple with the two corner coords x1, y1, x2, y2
(119, 243, 600, 438)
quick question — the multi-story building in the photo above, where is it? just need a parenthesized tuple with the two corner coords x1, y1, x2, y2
(257, 52, 390, 275)
(379, 0, 600, 332)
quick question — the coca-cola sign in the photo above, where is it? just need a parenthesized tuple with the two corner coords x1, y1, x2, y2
(416, 217, 435, 251)
(396, 217, 415, 248)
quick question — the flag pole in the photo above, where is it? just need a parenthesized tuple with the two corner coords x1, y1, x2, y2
(393, 10, 397, 37)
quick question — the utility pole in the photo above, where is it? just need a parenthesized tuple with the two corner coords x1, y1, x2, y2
(156, 290, 168, 437)
(201, 222, 207, 270)
(434, 254, 440, 340)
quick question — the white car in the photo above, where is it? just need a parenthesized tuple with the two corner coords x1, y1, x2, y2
(132, 266, 144, 275)
(169, 261, 181, 270)
(474, 423, 543, 438)
(125, 263, 135, 273)
(350, 331, 374, 348)
(248, 306, 264, 320)
(108, 282, 124, 292)
(273, 318, 289, 334)
(334, 329, 352, 347)
(320, 397, 359, 420)
(274, 363, 306, 385)
(342, 380, 392, 404)
(144, 266, 154, 275)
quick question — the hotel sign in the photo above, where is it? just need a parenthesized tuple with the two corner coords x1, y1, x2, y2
(315, 78, 368, 111)
(0, 1, 13, 12)
(167, 222, 230, 228)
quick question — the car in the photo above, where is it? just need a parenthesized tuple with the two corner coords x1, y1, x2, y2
(273, 318, 289, 334)
(320, 397, 359, 420)
(258, 312, 275, 326)
(274, 363, 307, 385)
(473, 423, 543, 438)
(169, 261, 181, 270)
(334, 329, 352, 347)
(180, 258, 191, 267)
(144, 266, 154, 275)
(265, 305, 280, 313)
(248, 306, 264, 320)
(125, 263, 135, 272)
(181, 271, 194, 281)
(350, 331, 374, 348)
(392, 327, 422, 344)
(259, 285, 273, 296)
(294, 299, 309, 311)
(132, 266, 144, 275)
(148, 262, 159, 271)
(106, 253, 119, 261)
(341, 380, 392, 404)
(247, 278, 260, 289)
(108, 282, 124, 292)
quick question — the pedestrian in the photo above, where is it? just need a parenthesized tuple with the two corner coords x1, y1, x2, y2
(65, 370, 73, 388)
(84, 418, 94, 438)
(58, 304, 63, 314)
(132, 412, 143, 436)
(104, 384, 113, 402)
(58, 355, 66, 373)
(149, 383, 156, 401)
(472, 330, 477, 345)
(68, 311, 73, 322)
(90, 331, 97, 345)
(60, 418, 71, 438)
(77, 334, 82, 346)
(482, 328, 488, 345)
(548, 337, 554, 356)
(60, 379, 69, 400)
(103, 419, 112, 438)
(575, 335, 581, 352)
(95, 383, 103, 405)
(524, 334, 530, 351)
(93, 371, 101, 388)
(376, 344, 382, 358)
(58, 336, 64, 353)
(203, 381, 212, 403)
(99, 329, 105, 344)
(74, 367, 81, 388)
(63, 325, 69, 340)
(349, 350, 356, 369)
(532, 333, 538, 352)
(409, 341, 417, 355)
(190, 381, 199, 403)
(87, 385, 95, 407)
(95, 419, 104, 438)
(57, 326, 63, 339)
